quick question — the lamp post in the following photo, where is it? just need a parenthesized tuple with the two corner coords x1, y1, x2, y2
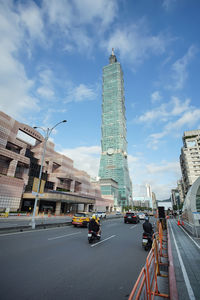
(31, 120, 67, 229)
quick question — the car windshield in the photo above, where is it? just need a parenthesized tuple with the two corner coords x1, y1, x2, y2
(126, 213, 135, 216)
(74, 213, 86, 217)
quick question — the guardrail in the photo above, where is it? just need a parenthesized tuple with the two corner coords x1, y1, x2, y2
(128, 221, 169, 300)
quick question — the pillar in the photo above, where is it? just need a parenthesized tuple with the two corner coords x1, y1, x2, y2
(84, 204, 88, 212)
(7, 160, 17, 177)
(55, 201, 61, 216)
(70, 180, 75, 192)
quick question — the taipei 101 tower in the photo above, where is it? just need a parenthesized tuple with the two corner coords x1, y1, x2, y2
(98, 49, 132, 208)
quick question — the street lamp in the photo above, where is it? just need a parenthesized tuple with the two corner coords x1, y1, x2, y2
(31, 120, 67, 229)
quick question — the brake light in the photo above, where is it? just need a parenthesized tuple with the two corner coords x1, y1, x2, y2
(88, 230, 92, 233)
(132, 216, 136, 218)
(124, 216, 127, 218)
(143, 235, 148, 238)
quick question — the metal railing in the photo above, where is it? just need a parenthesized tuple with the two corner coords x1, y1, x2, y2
(128, 222, 169, 300)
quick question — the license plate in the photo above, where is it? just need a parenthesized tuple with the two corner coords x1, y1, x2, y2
(143, 239, 148, 244)
(88, 234, 92, 237)
(128, 216, 131, 219)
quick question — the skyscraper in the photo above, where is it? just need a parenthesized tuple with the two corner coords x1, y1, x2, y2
(98, 49, 132, 208)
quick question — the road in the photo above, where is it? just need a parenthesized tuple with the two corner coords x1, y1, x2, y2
(0, 218, 148, 300)
(168, 219, 200, 300)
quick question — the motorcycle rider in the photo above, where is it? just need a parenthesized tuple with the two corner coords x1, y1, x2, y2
(143, 216, 153, 247)
(88, 215, 100, 236)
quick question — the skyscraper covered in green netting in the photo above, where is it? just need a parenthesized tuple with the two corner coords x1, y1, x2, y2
(98, 49, 132, 208)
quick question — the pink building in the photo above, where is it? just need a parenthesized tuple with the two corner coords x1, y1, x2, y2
(0, 111, 113, 214)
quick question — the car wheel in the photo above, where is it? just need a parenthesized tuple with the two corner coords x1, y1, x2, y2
(74, 225, 77, 227)
(124, 220, 127, 223)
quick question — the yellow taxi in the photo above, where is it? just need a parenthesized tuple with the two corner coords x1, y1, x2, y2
(72, 212, 91, 227)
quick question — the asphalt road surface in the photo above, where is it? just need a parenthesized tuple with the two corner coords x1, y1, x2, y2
(0, 218, 148, 300)
(168, 219, 200, 300)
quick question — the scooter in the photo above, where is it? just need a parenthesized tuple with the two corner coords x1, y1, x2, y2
(142, 232, 153, 251)
(88, 229, 101, 244)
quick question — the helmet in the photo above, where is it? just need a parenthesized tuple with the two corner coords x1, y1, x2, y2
(145, 216, 149, 221)
(92, 215, 96, 220)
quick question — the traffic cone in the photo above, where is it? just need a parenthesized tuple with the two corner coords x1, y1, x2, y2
(177, 219, 181, 225)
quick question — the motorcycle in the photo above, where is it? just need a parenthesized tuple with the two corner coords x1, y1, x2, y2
(88, 230, 101, 244)
(142, 232, 153, 251)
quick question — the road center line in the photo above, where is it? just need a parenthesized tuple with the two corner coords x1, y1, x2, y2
(169, 222, 196, 300)
(48, 232, 81, 240)
(130, 225, 137, 229)
(91, 235, 116, 247)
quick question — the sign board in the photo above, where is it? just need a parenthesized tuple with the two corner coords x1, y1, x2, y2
(32, 177, 45, 194)
(32, 191, 44, 197)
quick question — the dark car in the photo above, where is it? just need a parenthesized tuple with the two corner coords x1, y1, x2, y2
(124, 212, 139, 224)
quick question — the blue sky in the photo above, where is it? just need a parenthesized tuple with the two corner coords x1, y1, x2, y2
(1, 0, 200, 199)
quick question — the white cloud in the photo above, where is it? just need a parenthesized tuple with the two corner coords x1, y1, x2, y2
(162, 0, 177, 11)
(103, 20, 169, 67)
(137, 97, 191, 123)
(59, 145, 179, 199)
(147, 106, 200, 150)
(128, 154, 181, 199)
(170, 45, 197, 90)
(43, 0, 117, 30)
(42, 0, 118, 53)
(74, 0, 117, 29)
(146, 161, 180, 175)
(151, 91, 162, 103)
(0, 1, 39, 119)
(65, 83, 96, 103)
(59, 146, 101, 177)
(37, 86, 54, 99)
(136, 95, 200, 150)
(36, 68, 55, 100)
(18, 1, 45, 43)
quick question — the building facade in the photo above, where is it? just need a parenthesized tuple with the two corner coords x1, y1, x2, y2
(0, 111, 113, 214)
(180, 130, 200, 197)
(171, 188, 180, 208)
(98, 49, 132, 208)
(177, 179, 185, 203)
(132, 184, 153, 209)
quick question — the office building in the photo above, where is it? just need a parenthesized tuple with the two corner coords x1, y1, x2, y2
(98, 49, 132, 208)
(0, 111, 113, 213)
(132, 184, 153, 208)
(180, 130, 200, 197)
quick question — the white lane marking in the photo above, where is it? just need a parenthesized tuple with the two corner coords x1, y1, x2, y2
(0, 226, 71, 237)
(48, 231, 81, 240)
(169, 221, 196, 300)
(179, 224, 200, 250)
(91, 235, 116, 247)
(130, 225, 137, 229)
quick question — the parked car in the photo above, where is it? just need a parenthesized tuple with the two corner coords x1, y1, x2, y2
(115, 211, 122, 215)
(137, 212, 146, 220)
(124, 212, 139, 224)
(92, 211, 106, 219)
(72, 212, 91, 227)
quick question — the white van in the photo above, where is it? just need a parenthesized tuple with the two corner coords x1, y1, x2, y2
(93, 211, 106, 219)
